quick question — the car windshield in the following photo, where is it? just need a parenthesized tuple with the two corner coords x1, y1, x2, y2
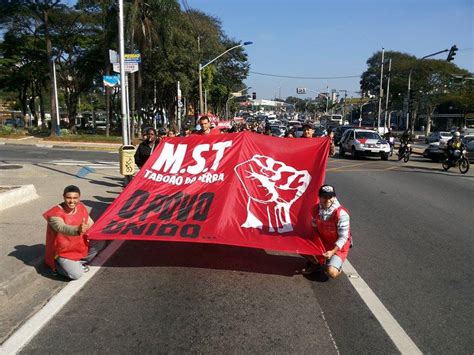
(355, 131, 380, 140)
(440, 132, 451, 137)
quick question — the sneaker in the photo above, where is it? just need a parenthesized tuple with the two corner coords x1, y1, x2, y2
(300, 262, 322, 275)
(82, 265, 90, 273)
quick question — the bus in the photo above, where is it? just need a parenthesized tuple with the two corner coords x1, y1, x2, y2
(320, 114, 346, 128)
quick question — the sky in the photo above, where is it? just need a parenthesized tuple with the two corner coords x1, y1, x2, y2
(186, 0, 473, 100)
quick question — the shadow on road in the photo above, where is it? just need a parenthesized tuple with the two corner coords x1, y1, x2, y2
(98, 240, 307, 277)
(7, 244, 67, 281)
(82, 199, 111, 221)
(397, 165, 474, 178)
(34, 163, 123, 188)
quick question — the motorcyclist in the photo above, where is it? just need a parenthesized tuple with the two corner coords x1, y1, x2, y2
(398, 130, 413, 156)
(446, 131, 465, 165)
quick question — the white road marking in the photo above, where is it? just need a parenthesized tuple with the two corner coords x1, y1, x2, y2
(47, 160, 119, 169)
(343, 260, 422, 354)
(0, 240, 125, 355)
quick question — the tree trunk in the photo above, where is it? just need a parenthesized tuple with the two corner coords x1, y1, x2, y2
(29, 81, 37, 127)
(104, 48, 111, 137)
(38, 85, 46, 129)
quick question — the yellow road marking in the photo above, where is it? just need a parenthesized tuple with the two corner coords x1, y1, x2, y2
(326, 162, 368, 171)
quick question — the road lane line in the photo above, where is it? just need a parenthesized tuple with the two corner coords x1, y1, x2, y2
(0, 240, 125, 355)
(343, 260, 422, 354)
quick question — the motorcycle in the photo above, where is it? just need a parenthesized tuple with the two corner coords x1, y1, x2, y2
(442, 149, 470, 174)
(397, 142, 412, 163)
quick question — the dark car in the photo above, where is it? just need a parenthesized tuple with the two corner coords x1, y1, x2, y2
(334, 125, 354, 144)
(462, 135, 474, 162)
(423, 142, 445, 162)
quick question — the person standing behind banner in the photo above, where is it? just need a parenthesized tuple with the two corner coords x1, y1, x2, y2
(197, 116, 220, 135)
(134, 127, 159, 168)
(300, 184, 352, 279)
(301, 122, 315, 138)
(43, 185, 104, 280)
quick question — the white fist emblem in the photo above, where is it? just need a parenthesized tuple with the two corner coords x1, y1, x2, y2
(234, 155, 311, 233)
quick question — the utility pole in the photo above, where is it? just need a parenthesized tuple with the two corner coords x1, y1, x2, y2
(377, 48, 385, 130)
(340, 89, 348, 123)
(384, 58, 392, 131)
(177, 81, 182, 132)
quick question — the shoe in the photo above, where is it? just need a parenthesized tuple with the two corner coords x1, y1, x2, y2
(82, 265, 90, 273)
(51, 269, 58, 276)
(300, 262, 322, 275)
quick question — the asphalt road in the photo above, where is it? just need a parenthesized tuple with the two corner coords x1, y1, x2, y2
(2, 145, 473, 353)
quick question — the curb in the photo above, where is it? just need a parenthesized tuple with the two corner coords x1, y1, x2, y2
(0, 185, 39, 212)
(0, 138, 122, 151)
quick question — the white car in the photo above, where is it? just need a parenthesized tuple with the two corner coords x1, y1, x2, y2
(339, 129, 391, 160)
(425, 131, 451, 144)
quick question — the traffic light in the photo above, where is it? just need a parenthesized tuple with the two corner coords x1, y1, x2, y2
(252, 92, 256, 100)
(447, 45, 458, 62)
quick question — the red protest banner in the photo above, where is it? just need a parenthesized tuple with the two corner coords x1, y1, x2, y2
(87, 132, 330, 255)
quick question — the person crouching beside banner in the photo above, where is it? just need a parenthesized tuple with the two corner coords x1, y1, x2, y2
(43, 185, 104, 280)
(301, 185, 352, 279)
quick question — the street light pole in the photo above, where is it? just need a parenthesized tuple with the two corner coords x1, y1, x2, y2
(406, 47, 450, 133)
(359, 101, 370, 127)
(118, 0, 128, 145)
(198, 42, 252, 115)
(199, 63, 204, 114)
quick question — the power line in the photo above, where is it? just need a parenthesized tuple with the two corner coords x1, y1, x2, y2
(249, 71, 361, 80)
(181, 0, 201, 37)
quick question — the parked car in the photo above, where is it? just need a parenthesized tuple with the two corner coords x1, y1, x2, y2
(425, 131, 451, 144)
(339, 128, 390, 160)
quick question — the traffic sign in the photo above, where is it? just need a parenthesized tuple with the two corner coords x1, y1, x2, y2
(358, 118, 363, 122)
(124, 53, 141, 63)
(296, 87, 307, 94)
(113, 63, 139, 73)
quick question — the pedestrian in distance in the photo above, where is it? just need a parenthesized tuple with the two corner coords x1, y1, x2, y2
(328, 130, 336, 156)
(43, 185, 105, 280)
(300, 185, 352, 279)
(134, 127, 160, 169)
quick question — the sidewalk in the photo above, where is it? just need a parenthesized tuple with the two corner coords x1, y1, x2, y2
(0, 150, 123, 344)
